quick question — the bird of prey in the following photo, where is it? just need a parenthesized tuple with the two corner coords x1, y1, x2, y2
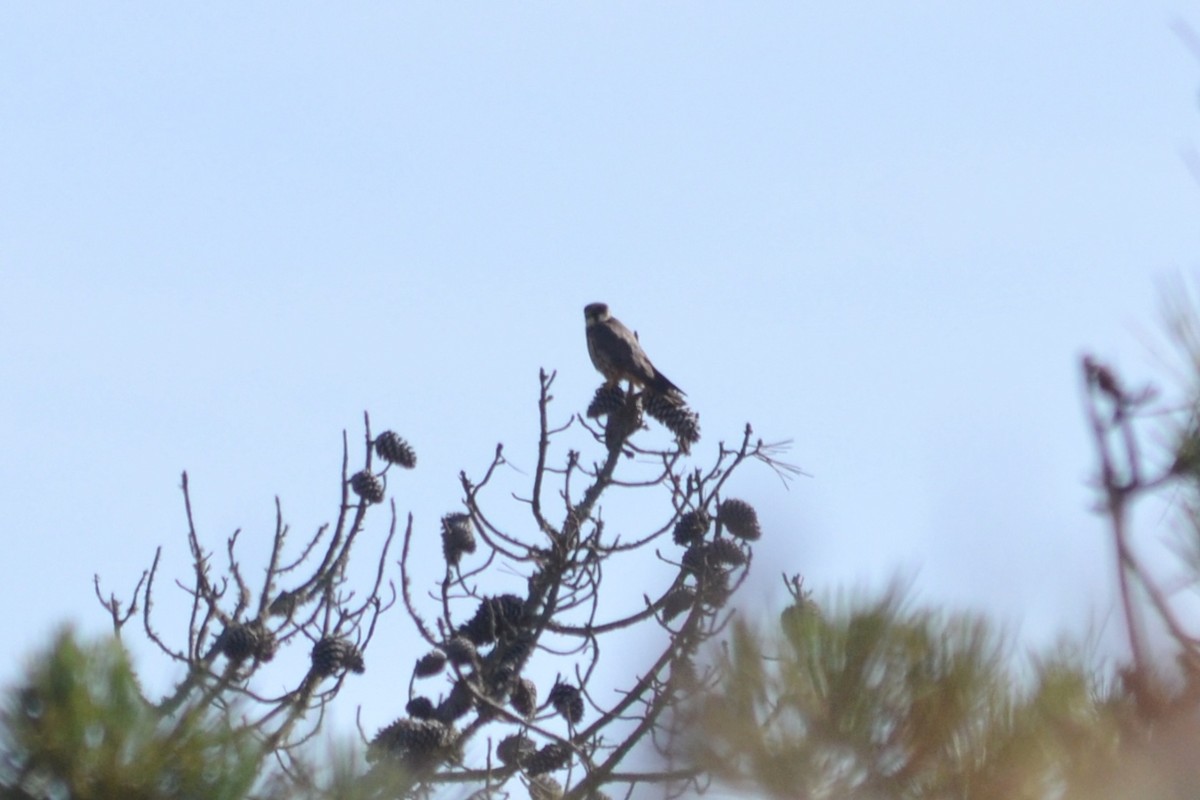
(584, 302, 685, 397)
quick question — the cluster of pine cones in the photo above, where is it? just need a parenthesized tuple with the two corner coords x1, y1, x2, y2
(347, 430, 418, 505)
(586, 385, 701, 452)
(369, 589, 588, 781)
(661, 498, 762, 618)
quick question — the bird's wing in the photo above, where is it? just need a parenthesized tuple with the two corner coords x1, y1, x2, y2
(595, 318, 659, 384)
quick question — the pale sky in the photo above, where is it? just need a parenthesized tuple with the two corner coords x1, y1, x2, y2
(4, 1, 1200, 773)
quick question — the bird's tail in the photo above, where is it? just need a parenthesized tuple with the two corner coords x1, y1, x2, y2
(652, 372, 685, 399)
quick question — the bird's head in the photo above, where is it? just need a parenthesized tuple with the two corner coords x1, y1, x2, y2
(584, 303, 611, 326)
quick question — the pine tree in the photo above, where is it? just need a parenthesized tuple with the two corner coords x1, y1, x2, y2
(74, 370, 796, 799)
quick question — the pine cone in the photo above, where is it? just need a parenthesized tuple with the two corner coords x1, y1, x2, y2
(497, 633, 535, 671)
(644, 393, 701, 450)
(217, 620, 276, 663)
(496, 733, 536, 767)
(368, 718, 454, 770)
(718, 498, 761, 541)
(661, 587, 697, 622)
(458, 601, 497, 646)
(406, 696, 436, 720)
(697, 569, 732, 608)
(525, 741, 572, 775)
(414, 649, 447, 678)
(491, 594, 526, 635)
(349, 470, 385, 504)
(374, 431, 417, 468)
(548, 682, 584, 725)
(681, 544, 733, 607)
(708, 537, 748, 567)
(310, 637, 365, 677)
(436, 679, 474, 722)
(510, 677, 538, 718)
(217, 623, 255, 661)
(441, 512, 476, 566)
(672, 508, 711, 546)
(681, 543, 723, 580)
(458, 594, 526, 645)
(443, 636, 477, 667)
(586, 385, 626, 418)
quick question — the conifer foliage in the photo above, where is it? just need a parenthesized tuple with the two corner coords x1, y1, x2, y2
(1, 629, 260, 800)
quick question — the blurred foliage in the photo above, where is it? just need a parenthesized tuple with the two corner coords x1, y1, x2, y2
(0, 629, 433, 800)
(0, 628, 259, 800)
(678, 588, 1200, 799)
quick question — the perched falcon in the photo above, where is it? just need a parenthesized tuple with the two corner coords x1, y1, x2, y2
(584, 302, 685, 397)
